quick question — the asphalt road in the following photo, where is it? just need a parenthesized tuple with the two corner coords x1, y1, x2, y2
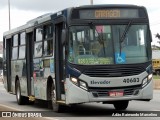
(0, 82, 160, 120)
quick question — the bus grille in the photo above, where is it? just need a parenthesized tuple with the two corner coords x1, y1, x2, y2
(83, 65, 145, 77)
(89, 85, 141, 97)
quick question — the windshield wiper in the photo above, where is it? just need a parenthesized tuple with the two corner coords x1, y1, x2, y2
(119, 20, 132, 54)
(89, 22, 106, 56)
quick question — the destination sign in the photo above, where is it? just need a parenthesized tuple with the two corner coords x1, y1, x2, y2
(77, 9, 140, 19)
(77, 57, 113, 65)
(95, 10, 120, 18)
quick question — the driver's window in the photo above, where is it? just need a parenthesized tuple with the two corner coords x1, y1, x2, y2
(77, 31, 85, 55)
(77, 31, 84, 42)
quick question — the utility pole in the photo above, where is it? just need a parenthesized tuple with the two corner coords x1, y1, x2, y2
(90, 0, 93, 5)
(8, 0, 11, 30)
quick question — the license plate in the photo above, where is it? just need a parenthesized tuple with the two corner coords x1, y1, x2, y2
(109, 91, 124, 97)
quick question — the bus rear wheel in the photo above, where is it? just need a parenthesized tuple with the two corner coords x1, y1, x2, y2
(51, 83, 64, 112)
(16, 80, 28, 105)
(113, 100, 129, 110)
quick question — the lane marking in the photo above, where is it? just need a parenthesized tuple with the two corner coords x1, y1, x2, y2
(0, 104, 20, 111)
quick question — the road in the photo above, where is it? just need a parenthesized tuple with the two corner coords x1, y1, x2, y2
(0, 82, 160, 120)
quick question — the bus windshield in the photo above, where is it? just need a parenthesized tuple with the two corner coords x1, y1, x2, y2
(68, 24, 150, 65)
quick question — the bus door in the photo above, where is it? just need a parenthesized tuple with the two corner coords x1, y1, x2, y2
(54, 17, 66, 100)
(5, 37, 12, 92)
(26, 31, 34, 96)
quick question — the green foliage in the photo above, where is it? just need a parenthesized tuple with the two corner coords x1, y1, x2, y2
(153, 75, 160, 80)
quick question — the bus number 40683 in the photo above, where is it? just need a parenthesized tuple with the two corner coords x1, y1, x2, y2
(123, 78, 139, 83)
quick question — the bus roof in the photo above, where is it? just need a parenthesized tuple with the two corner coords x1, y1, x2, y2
(3, 8, 70, 37)
(3, 4, 146, 37)
(3, 12, 53, 36)
(74, 4, 144, 9)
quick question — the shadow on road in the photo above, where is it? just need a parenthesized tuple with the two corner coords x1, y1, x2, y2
(25, 100, 124, 117)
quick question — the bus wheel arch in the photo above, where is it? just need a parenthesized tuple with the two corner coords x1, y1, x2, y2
(47, 76, 64, 112)
(15, 76, 28, 105)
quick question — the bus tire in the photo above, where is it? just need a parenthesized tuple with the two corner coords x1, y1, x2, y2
(16, 80, 28, 105)
(51, 82, 64, 112)
(113, 100, 129, 110)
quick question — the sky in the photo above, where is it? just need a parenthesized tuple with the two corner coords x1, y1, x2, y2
(1, 0, 160, 45)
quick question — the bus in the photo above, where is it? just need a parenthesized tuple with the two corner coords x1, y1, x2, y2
(3, 4, 153, 112)
(152, 59, 160, 75)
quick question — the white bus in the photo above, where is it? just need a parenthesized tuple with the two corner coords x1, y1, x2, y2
(3, 4, 153, 112)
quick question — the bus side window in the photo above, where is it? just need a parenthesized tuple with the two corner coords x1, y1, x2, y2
(44, 40, 53, 56)
(34, 42, 42, 57)
(12, 34, 19, 60)
(43, 24, 53, 56)
(34, 27, 43, 58)
(19, 32, 26, 59)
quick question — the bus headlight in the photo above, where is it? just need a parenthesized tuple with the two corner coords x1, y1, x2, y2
(142, 78, 148, 87)
(79, 81, 87, 90)
(148, 74, 153, 81)
(142, 74, 152, 87)
(71, 77, 78, 85)
(70, 77, 88, 90)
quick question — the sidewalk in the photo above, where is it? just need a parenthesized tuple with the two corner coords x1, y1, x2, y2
(153, 79, 160, 90)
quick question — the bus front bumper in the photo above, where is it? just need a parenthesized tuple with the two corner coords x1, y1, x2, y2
(65, 79, 153, 104)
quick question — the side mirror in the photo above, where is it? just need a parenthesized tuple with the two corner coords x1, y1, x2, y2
(62, 29, 67, 45)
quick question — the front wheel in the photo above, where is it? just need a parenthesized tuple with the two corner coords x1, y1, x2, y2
(113, 101, 129, 110)
(51, 83, 64, 112)
(16, 80, 28, 105)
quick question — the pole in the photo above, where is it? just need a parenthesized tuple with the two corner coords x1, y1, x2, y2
(90, 0, 93, 5)
(8, 0, 11, 30)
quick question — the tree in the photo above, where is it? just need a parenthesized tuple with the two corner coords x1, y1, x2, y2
(155, 33, 160, 39)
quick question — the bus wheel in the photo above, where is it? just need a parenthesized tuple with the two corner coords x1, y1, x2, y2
(16, 80, 28, 105)
(51, 83, 63, 112)
(113, 101, 129, 110)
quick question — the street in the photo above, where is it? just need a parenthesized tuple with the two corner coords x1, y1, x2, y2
(0, 82, 160, 120)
